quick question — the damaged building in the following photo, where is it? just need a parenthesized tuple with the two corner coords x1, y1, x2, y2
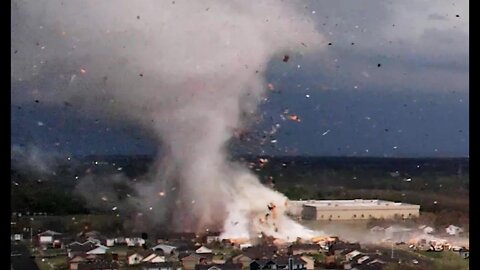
(289, 199, 420, 221)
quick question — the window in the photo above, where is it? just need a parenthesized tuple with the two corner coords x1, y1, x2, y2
(361, 214, 364, 218)
(353, 214, 357, 218)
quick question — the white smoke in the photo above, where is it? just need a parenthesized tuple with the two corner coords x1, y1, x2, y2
(12, 0, 325, 241)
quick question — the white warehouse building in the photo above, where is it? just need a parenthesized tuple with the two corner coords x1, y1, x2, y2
(288, 199, 420, 221)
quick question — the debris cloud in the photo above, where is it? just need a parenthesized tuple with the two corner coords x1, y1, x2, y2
(12, 0, 325, 241)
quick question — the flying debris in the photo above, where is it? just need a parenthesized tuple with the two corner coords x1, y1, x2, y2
(322, 129, 331, 136)
(282, 55, 290, 62)
(267, 83, 274, 91)
(287, 115, 301, 122)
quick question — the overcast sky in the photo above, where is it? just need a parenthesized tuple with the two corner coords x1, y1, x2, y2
(11, 0, 468, 157)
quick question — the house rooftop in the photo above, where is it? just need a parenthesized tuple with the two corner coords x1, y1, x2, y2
(195, 263, 242, 270)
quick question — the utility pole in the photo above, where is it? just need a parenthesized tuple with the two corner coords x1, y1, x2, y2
(391, 242, 394, 259)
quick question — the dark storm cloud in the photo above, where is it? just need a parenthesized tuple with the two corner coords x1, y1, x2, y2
(11, 0, 468, 157)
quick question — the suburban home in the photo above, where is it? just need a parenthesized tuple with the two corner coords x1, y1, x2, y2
(288, 244, 320, 255)
(86, 244, 109, 255)
(140, 262, 182, 270)
(11, 230, 24, 241)
(68, 254, 88, 270)
(142, 251, 167, 263)
(180, 253, 211, 270)
(172, 240, 200, 253)
(243, 246, 278, 260)
(299, 256, 314, 270)
(67, 241, 98, 258)
(77, 259, 119, 270)
(105, 238, 115, 247)
(195, 263, 242, 270)
(250, 256, 307, 270)
(328, 242, 361, 256)
(196, 246, 213, 254)
(239, 243, 253, 250)
(68, 254, 99, 270)
(128, 251, 152, 266)
(152, 244, 178, 254)
(231, 254, 252, 268)
(204, 232, 222, 244)
(249, 259, 275, 270)
(37, 230, 62, 246)
(157, 232, 197, 243)
(114, 237, 126, 245)
(345, 250, 362, 261)
(127, 250, 160, 265)
(350, 259, 385, 270)
(126, 236, 146, 247)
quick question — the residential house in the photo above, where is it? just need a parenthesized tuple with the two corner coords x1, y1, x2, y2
(67, 241, 98, 258)
(171, 240, 200, 253)
(350, 259, 385, 270)
(127, 251, 144, 266)
(345, 250, 362, 261)
(86, 244, 109, 255)
(114, 237, 126, 245)
(105, 238, 115, 247)
(248, 259, 276, 270)
(157, 232, 197, 243)
(239, 243, 253, 250)
(68, 254, 100, 270)
(142, 251, 167, 263)
(180, 253, 211, 270)
(152, 244, 178, 255)
(195, 263, 242, 270)
(196, 246, 213, 255)
(69, 254, 88, 270)
(10, 230, 24, 241)
(231, 254, 252, 269)
(328, 242, 361, 256)
(37, 230, 62, 246)
(126, 236, 146, 247)
(77, 259, 119, 270)
(141, 262, 182, 270)
(299, 256, 314, 270)
(243, 246, 278, 260)
(288, 244, 320, 255)
(250, 256, 307, 270)
(204, 232, 221, 244)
